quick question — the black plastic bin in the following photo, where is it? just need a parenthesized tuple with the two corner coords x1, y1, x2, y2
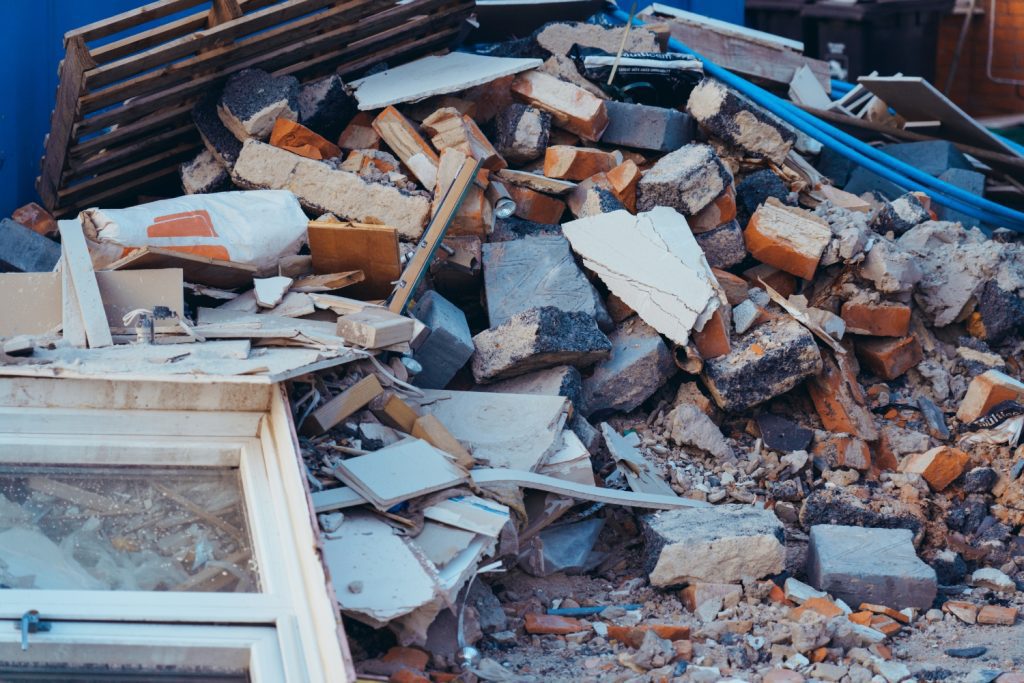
(745, 0, 814, 45)
(801, 0, 954, 83)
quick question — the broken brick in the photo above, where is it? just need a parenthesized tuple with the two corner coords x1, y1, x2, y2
(372, 106, 440, 191)
(338, 111, 380, 150)
(637, 143, 733, 215)
(977, 605, 1017, 626)
(691, 309, 731, 360)
(791, 596, 845, 620)
(687, 77, 795, 164)
(744, 197, 832, 280)
(840, 300, 912, 337)
(11, 203, 57, 237)
(855, 335, 923, 380)
(566, 174, 626, 219)
(679, 583, 743, 612)
(524, 613, 584, 634)
(713, 269, 752, 306)
(506, 183, 567, 225)
(494, 104, 551, 164)
(812, 435, 872, 472)
(421, 107, 505, 171)
(606, 160, 641, 213)
(689, 183, 737, 233)
(510, 70, 609, 141)
(694, 220, 746, 270)
(606, 624, 691, 648)
(956, 369, 1024, 423)
(860, 603, 911, 624)
(543, 146, 618, 181)
(742, 263, 797, 298)
(269, 117, 341, 160)
(943, 601, 978, 624)
(806, 351, 879, 440)
(899, 446, 969, 491)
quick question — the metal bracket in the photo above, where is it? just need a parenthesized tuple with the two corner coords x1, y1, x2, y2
(14, 610, 51, 651)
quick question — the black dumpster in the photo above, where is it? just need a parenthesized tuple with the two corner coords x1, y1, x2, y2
(801, 0, 955, 82)
(745, 0, 814, 46)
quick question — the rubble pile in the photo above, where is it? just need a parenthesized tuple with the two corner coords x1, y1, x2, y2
(3, 7, 1024, 683)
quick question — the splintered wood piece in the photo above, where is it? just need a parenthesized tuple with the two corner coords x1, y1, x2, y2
(57, 221, 112, 348)
(412, 414, 474, 468)
(291, 270, 365, 293)
(302, 374, 385, 436)
(369, 392, 420, 433)
(336, 309, 415, 349)
(104, 246, 257, 289)
(372, 106, 439, 191)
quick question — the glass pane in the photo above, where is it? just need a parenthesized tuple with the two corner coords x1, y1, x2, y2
(0, 466, 259, 592)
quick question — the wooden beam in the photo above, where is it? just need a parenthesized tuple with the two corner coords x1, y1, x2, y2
(57, 221, 113, 348)
(301, 374, 384, 436)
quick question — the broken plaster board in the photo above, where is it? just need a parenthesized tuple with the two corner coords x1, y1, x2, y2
(423, 495, 511, 538)
(412, 521, 478, 568)
(537, 430, 595, 486)
(412, 389, 569, 471)
(0, 273, 62, 337)
(322, 510, 441, 626)
(350, 52, 543, 110)
(562, 207, 719, 346)
(601, 422, 678, 497)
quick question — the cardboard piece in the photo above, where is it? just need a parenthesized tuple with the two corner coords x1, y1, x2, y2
(104, 246, 257, 289)
(423, 495, 511, 537)
(0, 273, 62, 337)
(307, 222, 401, 300)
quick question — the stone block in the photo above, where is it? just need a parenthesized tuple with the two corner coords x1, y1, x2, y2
(806, 525, 937, 610)
(855, 335, 922, 380)
(411, 290, 474, 390)
(471, 307, 611, 383)
(582, 316, 676, 416)
(0, 218, 61, 273)
(642, 505, 785, 587)
(744, 197, 831, 280)
(600, 100, 694, 152)
(218, 68, 299, 141)
(687, 78, 795, 164)
(297, 73, 356, 143)
(494, 104, 550, 164)
(231, 139, 430, 240)
(957, 369, 1024, 423)
(702, 317, 822, 411)
(694, 219, 746, 269)
(637, 143, 733, 215)
(482, 235, 610, 328)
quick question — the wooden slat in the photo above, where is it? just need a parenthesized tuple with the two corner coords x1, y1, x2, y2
(209, 0, 245, 26)
(54, 166, 182, 218)
(81, 0, 391, 114)
(58, 142, 197, 203)
(86, 0, 341, 89)
(70, 103, 194, 160)
(66, 0, 208, 42)
(37, 36, 96, 212)
(68, 124, 198, 178)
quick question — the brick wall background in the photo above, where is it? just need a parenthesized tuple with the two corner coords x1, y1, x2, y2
(934, 0, 1024, 117)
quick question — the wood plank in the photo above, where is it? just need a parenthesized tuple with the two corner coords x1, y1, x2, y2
(53, 166, 183, 219)
(66, 0, 208, 42)
(301, 374, 384, 436)
(857, 76, 1021, 158)
(57, 142, 196, 202)
(209, 0, 244, 26)
(389, 157, 480, 314)
(291, 271, 365, 292)
(37, 37, 96, 212)
(103, 247, 256, 289)
(70, 103, 193, 160)
(61, 260, 87, 347)
(336, 309, 415, 349)
(68, 125, 197, 178)
(307, 222, 401, 300)
(57, 221, 113, 348)
(0, 273, 62, 337)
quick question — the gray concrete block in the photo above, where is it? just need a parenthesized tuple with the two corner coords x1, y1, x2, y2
(582, 316, 675, 416)
(218, 68, 300, 141)
(693, 219, 746, 269)
(843, 166, 905, 201)
(882, 141, 971, 177)
(642, 505, 785, 587)
(192, 92, 243, 166)
(471, 307, 611, 383)
(412, 290, 474, 389)
(702, 317, 822, 412)
(0, 219, 61, 273)
(936, 168, 986, 228)
(486, 365, 583, 408)
(298, 74, 357, 143)
(637, 143, 733, 215)
(483, 235, 611, 329)
(600, 100, 694, 152)
(807, 524, 937, 610)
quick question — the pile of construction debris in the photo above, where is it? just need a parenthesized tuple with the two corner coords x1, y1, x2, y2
(3, 8, 1024, 683)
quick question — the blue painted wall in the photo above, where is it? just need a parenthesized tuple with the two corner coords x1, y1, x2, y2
(0, 0, 161, 218)
(617, 0, 745, 26)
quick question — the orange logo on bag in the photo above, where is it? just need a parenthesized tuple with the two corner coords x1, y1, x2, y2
(145, 210, 230, 261)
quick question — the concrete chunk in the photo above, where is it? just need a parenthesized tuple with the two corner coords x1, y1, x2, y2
(600, 100, 694, 152)
(694, 219, 746, 269)
(231, 139, 430, 240)
(298, 74, 357, 143)
(482, 235, 610, 329)
(870, 193, 930, 236)
(218, 68, 299, 141)
(412, 290, 474, 389)
(180, 149, 232, 195)
(471, 307, 612, 383)
(637, 143, 733, 215)
(735, 169, 789, 226)
(583, 317, 676, 416)
(702, 317, 822, 412)
(687, 78, 795, 164)
(486, 365, 583, 407)
(0, 219, 61, 273)
(807, 525, 937, 610)
(642, 505, 785, 587)
(882, 140, 971, 178)
(192, 93, 243, 166)
(495, 104, 551, 164)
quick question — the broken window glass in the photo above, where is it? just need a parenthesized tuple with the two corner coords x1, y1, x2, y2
(0, 466, 259, 592)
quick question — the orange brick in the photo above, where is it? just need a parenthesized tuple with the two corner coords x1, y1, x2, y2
(956, 369, 1024, 423)
(392, 670, 431, 683)
(341, 149, 399, 174)
(690, 184, 737, 233)
(743, 198, 831, 280)
(605, 293, 635, 323)
(607, 623, 691, 647)
(673, 639, 694, 662)
(807, 352, 878, 439)
(270, 117, 341, 160)
(848, 611, 873, 626)
(524, 613, 584, 634)
(713, 268, 750, 305)
(977, 605, 1017, 625)
(943, 600, 979, 624)
(873, 431, 899, 473)
(680, 583, 742, 612)
(811, 646, 829, 663)
(870, 614, 902, 636)
(382, 646, 430, 671)
(11, 202, 57, 237)
(606, 160, 641, 212)
(692, 309, 731, 360)
(860, 603, 910, 624)
(899, 446, 969, 491)
(506, 183, 567, 224)
(742, 263, 796, 298)
(373, 106, 440, 190)
(543, 146, 618, 180)
(421, 108, 506, 171)
(337, 111, 380, 150)
(768, 582, 792, 605)
(792, 597, 845, 619)
(840, 301, 912, 337)
(511, 70, 609, 141)
(812, 435, 871, 471)
(856, 335, 923, 380)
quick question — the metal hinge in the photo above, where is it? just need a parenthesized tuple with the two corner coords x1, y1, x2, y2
(14, 610, 51, 651)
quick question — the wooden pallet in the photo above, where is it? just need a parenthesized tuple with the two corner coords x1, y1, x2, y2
(39, 0, 474, 217)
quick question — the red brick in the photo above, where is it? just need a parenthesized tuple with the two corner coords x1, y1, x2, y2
(506, 183, 567, 224)
(807, 352, 878, 439)
(543, 145, 618, 180)
(690, 184, 738, 233)
(691, 309, 731, 360)
(956, 369, 1024, 423)
(524, 613, 584, 634)
(840, 301, 912, 337)
(743, 198, 831, 280)
(977, 605, 1018, 625)
(511, 71, 609, 141)
(899, 446, 969, 491)
(742, 263, 796, 298)
(11, 202, 57, 237)
(606, 160, 640, 212)
(812, 435, 871, 471)
(607, 623, 690, 647)
(855, 335, 923, 380)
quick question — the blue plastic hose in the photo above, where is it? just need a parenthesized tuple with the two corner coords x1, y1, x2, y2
(610, 8, 1024, 232)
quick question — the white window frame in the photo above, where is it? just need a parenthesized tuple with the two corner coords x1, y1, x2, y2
(0, 377, 354, 682)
